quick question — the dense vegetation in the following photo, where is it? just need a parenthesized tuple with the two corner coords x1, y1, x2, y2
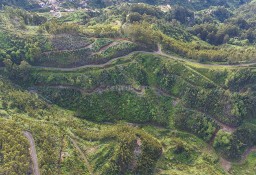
(1, 0, 256, 174)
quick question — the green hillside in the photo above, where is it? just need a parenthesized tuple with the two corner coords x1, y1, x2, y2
(1, 1, 256, 175)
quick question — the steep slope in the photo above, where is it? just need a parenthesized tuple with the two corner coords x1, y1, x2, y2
(0, 77, 164, 174)
(0, 76, 230, 174)
(1, 1, 256, 174)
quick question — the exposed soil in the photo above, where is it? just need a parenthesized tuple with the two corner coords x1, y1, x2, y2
(220, 157, 232, 173)
(32, 43, 256, 71)
(24, 131, 40, 175)
(240, 146, 256, 163)
(97, 41, 119, 53)
(214, 119, 236, 133)
(131, 137, 142, 170)
(219, 146, 256, 173)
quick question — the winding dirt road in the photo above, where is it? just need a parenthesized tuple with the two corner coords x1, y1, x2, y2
(31, 44, 256, 71)
(32, 51, 139, 71)
(24, 42, 256, 175)
(155, 44, 256, 68)
(24, 131, 40, 175)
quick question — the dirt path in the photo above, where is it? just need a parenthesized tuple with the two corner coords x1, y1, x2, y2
(31, 44, 256, 71)
(214, 119, 236, 133)
(219, 146, 256, 173)
(31, 51, 139, 71)
(69, 137, 94, 175)
(24, 131, 40, 175)
(153, 87, 172, 97)
(220, 157, 232, 173)
(240, 146, 256, 163)
(33, 84, 146, 96)
(131, 137, 142, 169)
(98, 41, 119, 53)
(57, 135, 65, 174)
(32, 85, 182, 98)
(97, 40, 133, 53)
(155, 44, 256, 68)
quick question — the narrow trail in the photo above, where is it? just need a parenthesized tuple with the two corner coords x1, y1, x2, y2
(220, 158, 232, 173)
(31, 51, 140, 71)
(219, 146, 256, 174)
(69, 137, 94, 175)
(131, 137, 142, 169)
(97, 40, 133, 53)
(57, 135, 65, 174)
(97, 41, 119, 53)
(32, 85, 181, 99)
(155, 44, 256, 68)
(240, 146, 256, 163)
(208, 119, 235, 172)
(206, 121, 235, 173)
(33, 84, 146, 96)
(23, 131, 40, 175)
(25, 42, 256, 174)
(216, 121, 236, 133)
(153, 87, 172, 97)
(31, 44, 256, 71)
(84, 41, 95, 50)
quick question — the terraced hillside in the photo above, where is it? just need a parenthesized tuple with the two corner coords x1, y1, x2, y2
(0, 77, 165, 174)
(27, 44, 256, 147)
(2, 43, 256, 174)
(0, 76, 232, 175)
(1, 1, 256, 175)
